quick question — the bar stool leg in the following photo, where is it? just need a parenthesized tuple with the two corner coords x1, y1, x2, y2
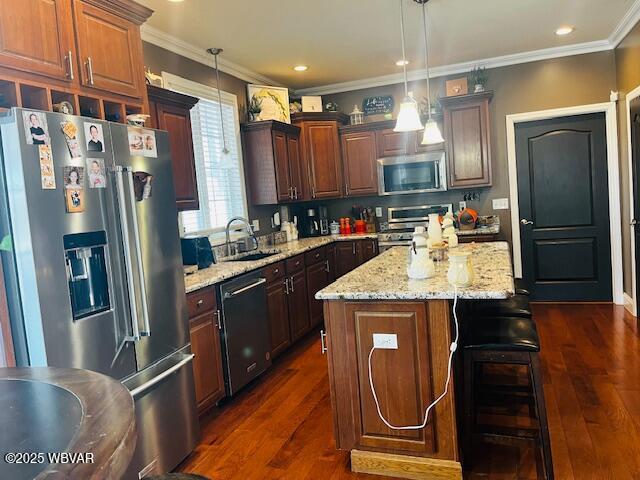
(529, 352, 554, 480)
(463, 351, 476, 467)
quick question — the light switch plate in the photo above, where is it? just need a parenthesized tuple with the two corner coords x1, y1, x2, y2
(492, 198, 509, 210)
(251, 219, 260, 232)
(375, 207, 383, 218)
(373, 333, 398, 349)
(459, 201, 467, 211)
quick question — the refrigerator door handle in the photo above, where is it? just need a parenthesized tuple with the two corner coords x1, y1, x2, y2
(114, 166, 141, 341)
(124, 167, 151, 337)
(129, 354, 195, 398)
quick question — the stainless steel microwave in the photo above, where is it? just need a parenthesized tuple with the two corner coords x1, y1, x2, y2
(377, 151, 447, 195)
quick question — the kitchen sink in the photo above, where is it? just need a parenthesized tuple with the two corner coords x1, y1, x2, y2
(228, 251, 280, 262)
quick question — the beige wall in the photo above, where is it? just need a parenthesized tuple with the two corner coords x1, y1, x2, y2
(324, 52, 617, 248)
(142, 42, 280, 234)
(615, 22, 640, 296)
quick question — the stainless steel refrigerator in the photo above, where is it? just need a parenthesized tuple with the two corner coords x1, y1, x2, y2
(0, 108, 199, 478)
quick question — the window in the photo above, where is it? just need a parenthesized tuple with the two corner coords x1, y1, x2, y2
(162, 72, 248, 236)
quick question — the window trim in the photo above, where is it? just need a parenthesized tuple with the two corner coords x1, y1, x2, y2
(161, 71, 249, 236)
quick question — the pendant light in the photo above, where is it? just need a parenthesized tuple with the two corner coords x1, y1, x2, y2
(417, 0, 444, 144)
(206, 47, 230, 154)
(394, 0, 423, 132)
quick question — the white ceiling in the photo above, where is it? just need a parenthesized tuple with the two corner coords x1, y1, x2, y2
(138, 0, 637, 92)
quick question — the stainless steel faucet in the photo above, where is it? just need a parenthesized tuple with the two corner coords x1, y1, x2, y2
(225, 217, 258, 256)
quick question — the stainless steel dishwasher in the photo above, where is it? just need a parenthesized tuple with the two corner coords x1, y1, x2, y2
(219, 270, 271, 396)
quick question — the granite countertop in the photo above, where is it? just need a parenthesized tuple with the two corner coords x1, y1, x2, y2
(315, 241, 514, 301)
(184, 234, 377, 293)
(456, 223, 500, 236)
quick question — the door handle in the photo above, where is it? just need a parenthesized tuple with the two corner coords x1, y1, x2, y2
(125, 168, 151, 337)
(631, 219, 638, 226)
(129, 354, 194, 398)
(114, 167, 141, 341)
(520, 219, 534, 225)
(86, 57, 95, 85)
(320, 330, 328, 354)
(225, 278, 266, 298)
(66, 50, 74, 80)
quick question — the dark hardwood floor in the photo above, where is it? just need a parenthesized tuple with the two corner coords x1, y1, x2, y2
(178, 303, 640, 479)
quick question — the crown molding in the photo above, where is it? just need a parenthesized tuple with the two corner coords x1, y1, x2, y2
(609, 0, 640, 46)
(140, 25, 284, 88)
(294, 39, 611, 96)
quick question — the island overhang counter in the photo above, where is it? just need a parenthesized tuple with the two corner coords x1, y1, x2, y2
(315, 242, 515, 480)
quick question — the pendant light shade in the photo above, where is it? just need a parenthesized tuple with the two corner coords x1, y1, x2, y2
(422, 118, 445, 144)
(417, 0, 444, 145)
(394, 0, 423, 133)
(395, 95, 424, 132)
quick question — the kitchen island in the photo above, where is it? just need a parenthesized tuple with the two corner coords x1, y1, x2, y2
(315, 242, 514, 480)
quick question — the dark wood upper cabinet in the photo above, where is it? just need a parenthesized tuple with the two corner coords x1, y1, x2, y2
(0, 0, 76, 82)
(242, 120, 302, 205)
(147, 85, 200, 211)
(293, 112, 349, 200)
(376, 128, 411, 157)
(72, 0, 146, 99)
(441, 91, 493, 189)
(341, 131, 378, 197)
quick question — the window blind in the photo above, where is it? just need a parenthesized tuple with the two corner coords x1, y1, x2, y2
(161, 72, 248, 236)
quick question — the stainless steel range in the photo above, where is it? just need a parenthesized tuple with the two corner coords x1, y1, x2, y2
(378, 204, 453, 252)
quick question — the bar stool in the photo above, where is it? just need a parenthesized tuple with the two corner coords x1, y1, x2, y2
(473, 293, 532, 318)
(462, 316, 554, 480)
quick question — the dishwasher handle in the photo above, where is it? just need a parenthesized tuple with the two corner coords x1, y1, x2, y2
(224, 278, 266, 298)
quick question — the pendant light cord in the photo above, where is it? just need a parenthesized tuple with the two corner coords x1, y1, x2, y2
(421, 0, 432, 120)
(399, 0, 410, 99)
(210, 49, 229, 155)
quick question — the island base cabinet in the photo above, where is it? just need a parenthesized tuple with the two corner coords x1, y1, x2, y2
(323, 299, 459, 466)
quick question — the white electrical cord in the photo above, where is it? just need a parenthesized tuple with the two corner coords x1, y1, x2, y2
(368, 285, 460, 430)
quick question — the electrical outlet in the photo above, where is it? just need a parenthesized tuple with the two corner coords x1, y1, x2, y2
(373, 333, 398, 349)
(375, 207, 383, 218)
(459, 201, 467, 211)
(492, 198, 509, 210)
(251, 219, 260, 232)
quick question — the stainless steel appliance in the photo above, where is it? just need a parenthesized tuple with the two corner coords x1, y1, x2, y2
(378, 204, 452, 252)
(0, 108, 198, 479)
(377, 151, 447, 195)
(318, 205, 329, 236)
(219, 270, 271, 396)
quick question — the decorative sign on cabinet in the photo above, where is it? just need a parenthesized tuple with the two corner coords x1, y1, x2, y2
(362, 95, 394, 116)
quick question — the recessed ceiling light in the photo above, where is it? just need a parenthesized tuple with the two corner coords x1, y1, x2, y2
(555, 26, 574, 36)
(293, 65, 308, 72)
(396, 59, 409, 66)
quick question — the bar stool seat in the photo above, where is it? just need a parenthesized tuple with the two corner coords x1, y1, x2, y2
(465, 316, 539, 351)
(474, 294, 532, 318)
(463, 316, 554, 479)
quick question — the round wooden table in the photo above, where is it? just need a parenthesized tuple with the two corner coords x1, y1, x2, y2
(0, 367, 136, 479)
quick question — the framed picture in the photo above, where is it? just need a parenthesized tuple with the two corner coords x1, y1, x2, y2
(301, 96, 322, 113)
(247, 84, 291, 123)
(445, 77, 468, 97)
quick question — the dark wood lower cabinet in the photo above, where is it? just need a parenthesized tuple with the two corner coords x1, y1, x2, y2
(306, 260, 331, 328)
(266, 278, 291, 358)
(359, 239, 378, 263)
(189, 310, 225, 414)
(288, 270, 311, 342)
(335, 241, 358, 278)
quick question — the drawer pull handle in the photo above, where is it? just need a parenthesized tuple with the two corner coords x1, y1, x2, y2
(196, 299, 204, 306)
(274, 268, 279, 273)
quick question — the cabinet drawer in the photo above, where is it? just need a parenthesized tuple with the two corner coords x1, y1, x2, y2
(286, 254, 305, 273)
(305, 246, 327, 266)
(187, 286, 217, 318)
(263, 261, 286, 282)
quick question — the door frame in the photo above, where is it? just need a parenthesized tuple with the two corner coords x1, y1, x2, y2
(506, 102, 623, 305)
(625, 85, 640, 316)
